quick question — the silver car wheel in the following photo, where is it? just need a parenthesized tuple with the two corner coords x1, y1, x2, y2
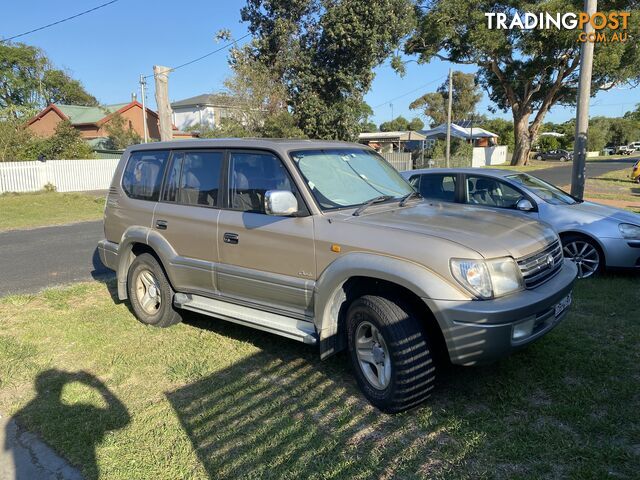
(355, 321, 391, 390)
(135, 269, 162, 314)
(563, 241, 600, 279)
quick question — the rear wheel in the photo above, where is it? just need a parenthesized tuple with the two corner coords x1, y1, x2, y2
(346, 295, 435, 413)
(536, 155, 543, 161)
(127, 253, 182, 327)
(559, 156, 567, 162)
(562, 235, 603, 279)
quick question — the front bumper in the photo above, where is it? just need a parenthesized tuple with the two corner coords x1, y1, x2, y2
(425, 260, 578, 366)
(600, 237, 640, 269)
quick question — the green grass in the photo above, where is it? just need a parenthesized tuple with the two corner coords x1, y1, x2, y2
(0, 191, 105, 231)
(584, 167, 640, 211)
(482, 159, 556, 172)
(0, 277, 638, 479)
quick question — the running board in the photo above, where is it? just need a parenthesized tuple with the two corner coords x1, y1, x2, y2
(173, 293, 318, 345)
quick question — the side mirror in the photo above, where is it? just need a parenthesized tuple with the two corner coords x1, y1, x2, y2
(516, 198, 534, 212)
(264, 190, 299, 216)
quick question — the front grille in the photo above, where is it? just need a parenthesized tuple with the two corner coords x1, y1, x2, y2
(517, 240, 563, 289)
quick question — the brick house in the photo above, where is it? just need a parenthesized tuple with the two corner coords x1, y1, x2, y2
(27, 101, 195, 146)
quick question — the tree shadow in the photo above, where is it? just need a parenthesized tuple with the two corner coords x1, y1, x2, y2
(5, 369, 130, 480)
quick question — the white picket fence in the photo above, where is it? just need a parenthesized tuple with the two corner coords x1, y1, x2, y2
(0, 159, 120, 194)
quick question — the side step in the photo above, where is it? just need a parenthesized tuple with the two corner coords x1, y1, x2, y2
(173, 293, 318, 345)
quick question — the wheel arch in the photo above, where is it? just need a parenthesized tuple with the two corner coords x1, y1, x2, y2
(314, 252, 466, 361)
(115, 227, 178, 300)
(558, 230, 607, 265)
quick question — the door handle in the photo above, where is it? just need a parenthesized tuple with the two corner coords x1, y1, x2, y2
(223, 232, 239, 245)
(156, 220, 168, 230)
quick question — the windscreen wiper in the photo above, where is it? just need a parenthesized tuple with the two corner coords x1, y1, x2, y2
(399, 191, 421, 207)
(352, 195, 395, 216)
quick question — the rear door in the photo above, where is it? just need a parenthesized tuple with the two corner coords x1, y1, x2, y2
(408, 173, 459, 203)
(152, 149, 224, 295)
(216, 150, 315, 319)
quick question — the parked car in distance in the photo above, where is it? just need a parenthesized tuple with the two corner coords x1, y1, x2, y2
(534, 149, 573, 162)
(632, 160, 640, 184)
(616, 145, 635, 155)
(602, 145, 617, 155)
(628, 141, 640, 152)
(99, 139, 578, 413)
(402, 168, 640, 278)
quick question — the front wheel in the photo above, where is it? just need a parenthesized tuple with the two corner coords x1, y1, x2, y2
(559, 156, 567, 162)
(346, 295, 435, 413)
(562, 235, 603, 279)
(127, 253, 183, 327)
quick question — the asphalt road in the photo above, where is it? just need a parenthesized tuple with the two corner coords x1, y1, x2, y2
(0, 221, 112, 297)
(530, 156, 638, 186)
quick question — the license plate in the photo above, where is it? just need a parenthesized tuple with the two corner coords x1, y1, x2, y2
(554, 293, 572, 318)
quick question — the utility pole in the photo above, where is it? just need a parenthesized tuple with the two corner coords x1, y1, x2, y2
(153, 65, 173, 141)
(139, 75, 149, 143)
(445, 68, 453, 168)
(571, 0, 597, 199)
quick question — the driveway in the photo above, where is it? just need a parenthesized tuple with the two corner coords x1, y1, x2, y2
(531, 157, 638, 186)
(0, 221, 111, 297)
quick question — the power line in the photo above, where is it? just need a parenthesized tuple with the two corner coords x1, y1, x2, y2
(372, 75, 448, 109)
(0, 0, 120, 43)
(143, 33, 252, 78)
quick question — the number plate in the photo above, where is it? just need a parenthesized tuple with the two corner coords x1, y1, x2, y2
(554, 293, 572, 318)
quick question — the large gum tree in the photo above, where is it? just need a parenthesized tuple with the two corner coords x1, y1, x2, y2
(405, 1, 640, 165)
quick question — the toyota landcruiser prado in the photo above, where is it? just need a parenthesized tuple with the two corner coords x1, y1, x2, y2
(98, 139, 577, 412)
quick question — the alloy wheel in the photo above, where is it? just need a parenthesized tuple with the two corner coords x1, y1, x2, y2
(135, 269, 162, 314)
(563, 241, 600, 278)
(355, 321, 392, 390)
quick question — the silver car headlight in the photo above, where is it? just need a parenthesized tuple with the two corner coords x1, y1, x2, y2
(450, 257, 524, 300)
(619, 223, 640, 239)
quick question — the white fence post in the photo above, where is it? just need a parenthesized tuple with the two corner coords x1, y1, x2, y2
(0, 159, 120, 194)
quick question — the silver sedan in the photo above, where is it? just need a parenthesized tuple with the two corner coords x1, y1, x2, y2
(402, 168, 640, 278)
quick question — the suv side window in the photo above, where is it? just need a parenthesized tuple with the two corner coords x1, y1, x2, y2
(163, 151, 223, 207)
(466, 175, 523, 209)
(416, 174, 457, 202)
(122, 150, 170, 201)
(228, 151, 299, 213)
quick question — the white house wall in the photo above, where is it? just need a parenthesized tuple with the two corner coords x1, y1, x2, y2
(172, 106, 216, 130)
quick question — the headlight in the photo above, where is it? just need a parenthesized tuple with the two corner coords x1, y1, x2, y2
(619, 223, 640, 239)
(450, 257, 524, 299)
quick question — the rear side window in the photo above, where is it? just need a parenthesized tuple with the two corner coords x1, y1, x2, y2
(417, 174, 457, 202)
(164, 151, 223, 207)
(122, 150, 170, 201)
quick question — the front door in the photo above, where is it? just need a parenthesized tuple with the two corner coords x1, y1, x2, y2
(152, 150, 224, 295)
(217, 150, 315, 319)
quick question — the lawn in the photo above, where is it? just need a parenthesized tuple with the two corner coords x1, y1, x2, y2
(0, 191, 105, 231)
(0, 277, 638, 479)
(583, 167, 640, 212)
(483, 159, 555, 172)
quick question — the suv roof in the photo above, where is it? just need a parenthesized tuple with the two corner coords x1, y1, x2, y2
(126, 138, 364, 153)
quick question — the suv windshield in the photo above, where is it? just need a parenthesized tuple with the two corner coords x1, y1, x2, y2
(506, 173, 578, 205)
(291, 149, 413, 210)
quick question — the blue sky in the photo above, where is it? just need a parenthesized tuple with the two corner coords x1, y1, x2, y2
(2, 0, 638, 127)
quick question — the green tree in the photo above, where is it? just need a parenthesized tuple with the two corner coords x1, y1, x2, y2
(409, 117, 424, 131)
(105, 113, 142, 149)
(405, 1, 640, 165)
(40, 121, 94, 159)
(608, 118, 640, 146)
(409, 71, 481, 126)
(0, 42, 97, 117)
(480, 118, 514, 152)
(379, 116, 423, 131)
(239, 0, 415, 140)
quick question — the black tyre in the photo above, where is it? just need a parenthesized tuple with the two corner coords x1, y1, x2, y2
(346, 295, 435, 413)
(559, 156, 567, 162)
(561, 234, 603, 279)
(127, 253, 182, 327)
(536, 155, 543, 161)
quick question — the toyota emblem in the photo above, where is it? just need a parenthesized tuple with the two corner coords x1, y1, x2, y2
(546, 254, 555, 269)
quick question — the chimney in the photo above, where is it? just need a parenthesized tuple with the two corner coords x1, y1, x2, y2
(131, 92, 137, 102)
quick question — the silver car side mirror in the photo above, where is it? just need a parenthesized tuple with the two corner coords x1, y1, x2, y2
(265, 190, 299, 216)
(516, 198, 534, 212)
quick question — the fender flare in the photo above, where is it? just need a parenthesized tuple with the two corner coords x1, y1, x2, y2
(115, 227, 178, 300)
(313, 252, 468, 359)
